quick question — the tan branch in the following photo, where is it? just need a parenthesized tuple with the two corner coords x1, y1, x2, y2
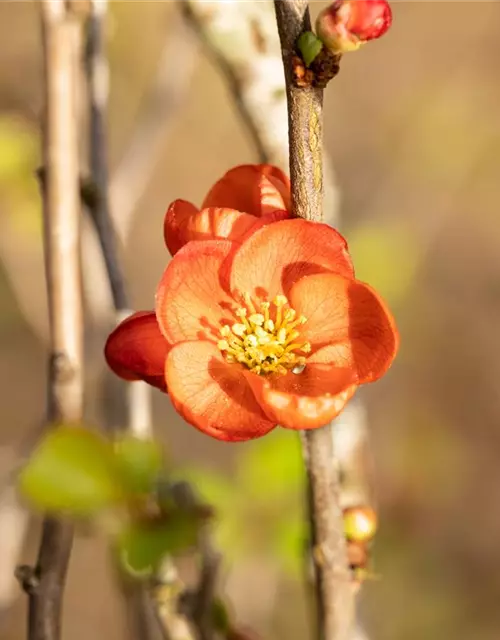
(21, 2, 84, 640)
(273, 2, 354, 640)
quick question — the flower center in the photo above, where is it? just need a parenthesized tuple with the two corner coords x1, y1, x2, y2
(217, 293, 311, 375)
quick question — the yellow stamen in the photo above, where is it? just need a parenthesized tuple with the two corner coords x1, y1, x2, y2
(231, 323, 247, 337)
(249, 313, 265, 326)
(217, 292, 311, 376)
(243, 292, 257, 314)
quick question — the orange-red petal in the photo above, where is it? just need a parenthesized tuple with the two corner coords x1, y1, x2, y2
(246, 366, 357, 430)
(201, 164, 291, 216)
(166, 341, 276, 442)
(289, 273, 399, 383)
(229, 219, 354, 302)
(104, 311, 169, 392)
(164, 206, 289, 253)
(156, 240, 236, 344)
(164, 199, 199, 256)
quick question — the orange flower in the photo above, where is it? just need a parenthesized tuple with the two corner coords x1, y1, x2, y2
(105, 215, 399, 442)
(163, 164, 291, 256)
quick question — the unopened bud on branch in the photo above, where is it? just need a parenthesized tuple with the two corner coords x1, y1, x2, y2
(316, 0, 392, 54)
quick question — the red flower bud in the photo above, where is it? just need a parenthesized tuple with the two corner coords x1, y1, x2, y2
(316, 0, 392, 54)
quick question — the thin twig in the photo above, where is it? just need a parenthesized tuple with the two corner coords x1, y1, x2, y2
(273, 2, 354, 640)
(84, 7, 203, 640)
(85, 4, 158, 640)
(85, 0, 128, 312)
(23, 3, 84, 640)
(0, 474, 29, 618)
(192, 538, 221, 640)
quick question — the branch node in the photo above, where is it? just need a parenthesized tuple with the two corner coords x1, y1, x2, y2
(15, 564, 40, 595)
(292, 47, 341, 89)
(50, 353, 76, 383)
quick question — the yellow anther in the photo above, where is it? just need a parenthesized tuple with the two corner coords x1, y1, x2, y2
(244, 334, 258, 348)
(217, 293, 310, 376)
(264, 319, 275, 332)
(276, 327, 287, 344)
(254, 326, 268, 340)
(232, 323, 247, 337)
(249, 313, 265, 326)
(274, 295, 288, 307)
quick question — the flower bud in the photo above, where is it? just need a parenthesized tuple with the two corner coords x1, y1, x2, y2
(343, 505, 378, 542)
(316, 0, 392, 54)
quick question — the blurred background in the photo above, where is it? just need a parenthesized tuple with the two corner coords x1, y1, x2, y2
(1, 1, 499, 640)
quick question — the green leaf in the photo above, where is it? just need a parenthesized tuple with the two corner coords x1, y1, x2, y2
(114, 436, 163, 494)
(118, 513, 201, 577)
(297, 31, 323, 67)
(19, 426, 124, 516)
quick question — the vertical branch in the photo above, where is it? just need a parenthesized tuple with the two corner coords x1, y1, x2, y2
(273, 2, 354, 640)
(84, 8, 200, 640)
(86, 0, 128, 313)
(85, 0, 153, 439)
(27, 2, 84, 640)
(84, 4, 157, 639)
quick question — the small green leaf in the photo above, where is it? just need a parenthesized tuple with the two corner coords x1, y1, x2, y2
(297, 31, 323, 67)
(114, 436, 163, 494)
(19, 426, 123, 516)
(118, 513, 201, 577)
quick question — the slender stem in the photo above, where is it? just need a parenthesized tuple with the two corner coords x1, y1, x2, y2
(28, 2, 84, 640)
(85, 0, 128, 312)
(84, 5, 160, 640)
(274, 2, 354, 640)
(85, 0, 153, 440)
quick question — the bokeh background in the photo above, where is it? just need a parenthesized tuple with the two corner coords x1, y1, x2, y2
(1, 2, 499, 640)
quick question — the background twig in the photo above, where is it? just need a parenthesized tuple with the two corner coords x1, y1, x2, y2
(84, 7, 214, 640)
(273, 2, 354, 640)
(23, 2, 84, 640)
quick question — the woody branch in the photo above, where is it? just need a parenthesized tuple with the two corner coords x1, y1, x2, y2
(21, 2, 84, 640)
(273, 2, 354, 640)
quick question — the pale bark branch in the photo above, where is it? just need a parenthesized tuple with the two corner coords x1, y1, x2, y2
(274, 2, 354, 640)
(22, 2, 84, 640)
